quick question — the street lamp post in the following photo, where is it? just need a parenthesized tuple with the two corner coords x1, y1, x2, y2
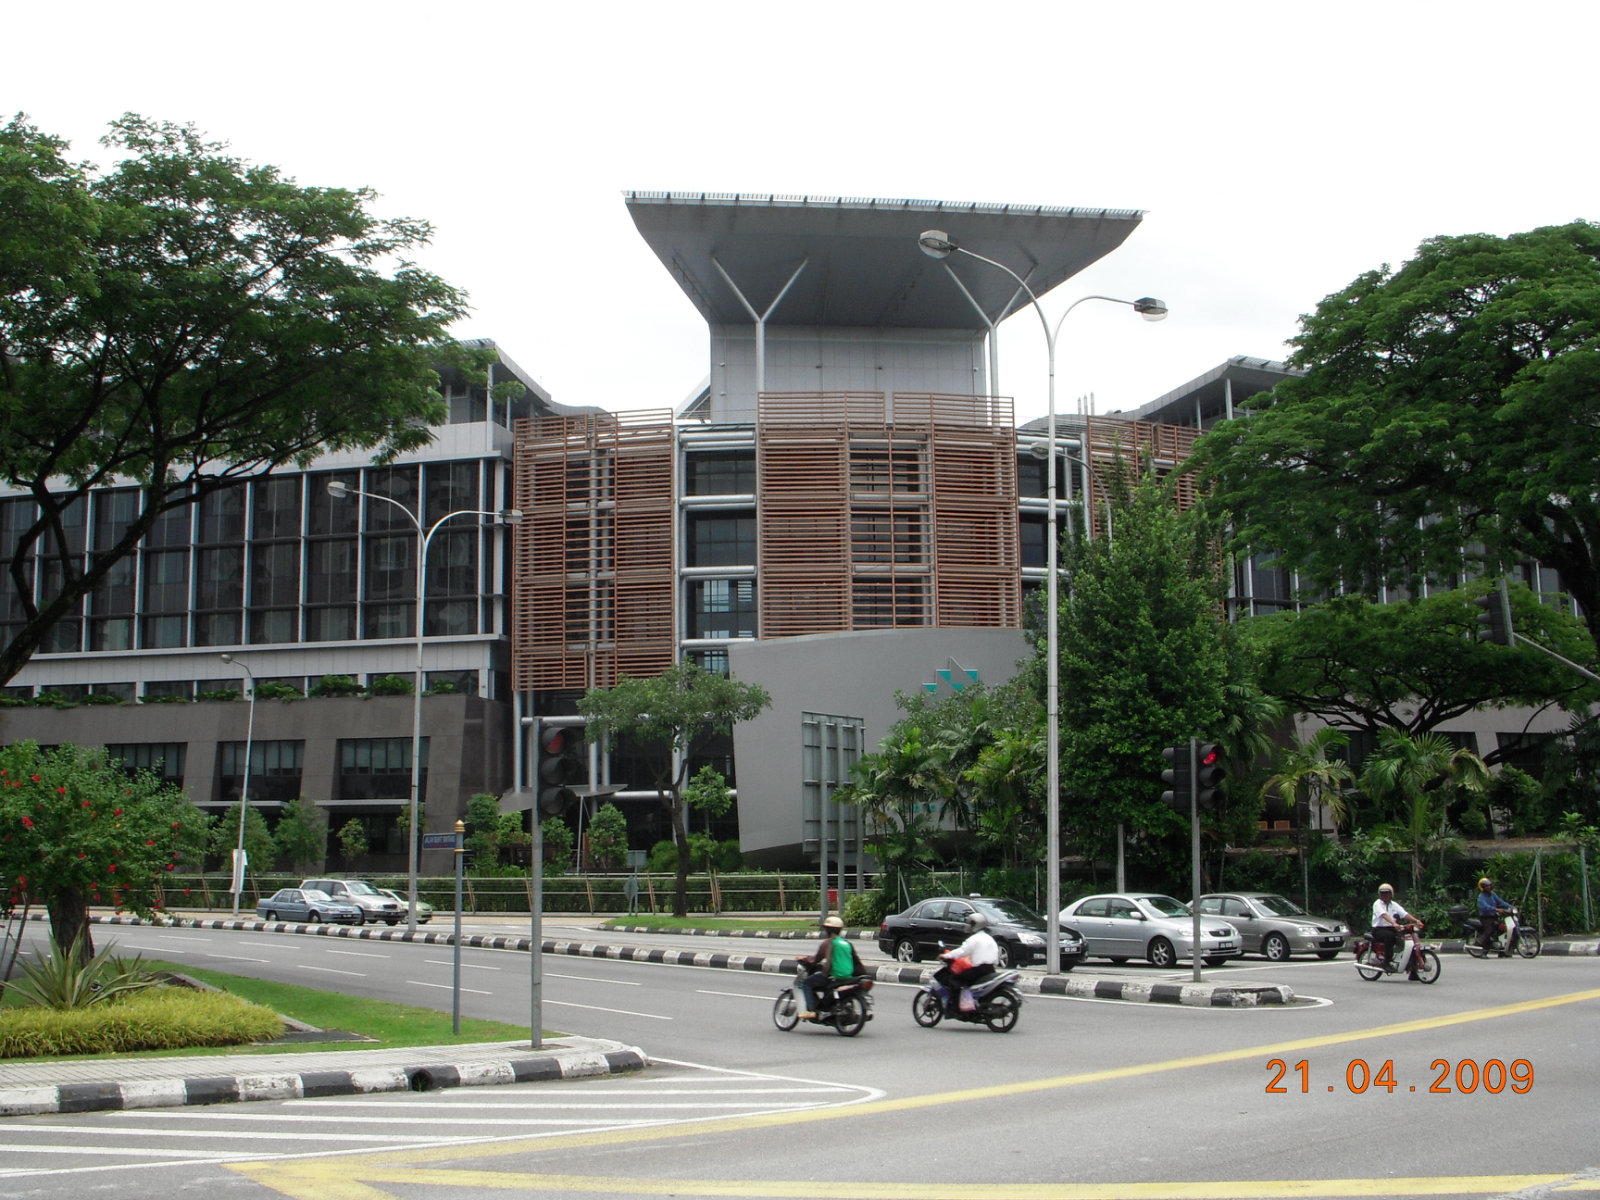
(326, 478, 523, 935)
(219, 653, 256, 917)
(917, 230, 1166, 973)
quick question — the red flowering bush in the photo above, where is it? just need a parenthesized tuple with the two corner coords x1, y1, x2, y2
(0, 742, 208, 957)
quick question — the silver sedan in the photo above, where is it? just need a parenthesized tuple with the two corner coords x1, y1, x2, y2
(1198, 891, 1349, 960)
(1058, 892, 1241, 967)
(256, 887, 364, 925)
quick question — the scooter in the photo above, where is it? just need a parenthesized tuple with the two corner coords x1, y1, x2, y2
(1455, 904, 1542, 959)
(911, 970, 1023, 1032)
(772, 968, 875, 1037)
(1353, 919, 1440, 983)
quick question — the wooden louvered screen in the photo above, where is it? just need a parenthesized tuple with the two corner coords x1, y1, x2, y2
(1079, 417, 1202, 540)
(512, 411, 675, 691)
(757, 391, 1020, 637)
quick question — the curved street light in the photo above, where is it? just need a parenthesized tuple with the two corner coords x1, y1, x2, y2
(326, 478, 523, 934)
(918, 229, 1167, 973)
(219, 652, 256, 917)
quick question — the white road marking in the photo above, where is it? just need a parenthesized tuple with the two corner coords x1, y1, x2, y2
(404, 979, 491, 995)
(298, 965, 366, 977)
(424, 959, 500, 970)
(545, 971, 640, 986)
(541, 998, 671, 1019)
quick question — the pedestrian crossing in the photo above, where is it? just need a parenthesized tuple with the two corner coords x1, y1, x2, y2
(0, 1062, 878, 1179)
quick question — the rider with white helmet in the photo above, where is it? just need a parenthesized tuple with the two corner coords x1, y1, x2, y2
(935, 906, 1001, 1012)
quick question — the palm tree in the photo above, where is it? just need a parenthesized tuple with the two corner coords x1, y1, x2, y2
(1262, 727, 1355, 909)
(1261, 727, 1355, 836)
(1359, 728, 1490, 892)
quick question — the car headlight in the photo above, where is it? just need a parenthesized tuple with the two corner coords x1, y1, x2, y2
(1018, 933, 1044, 947)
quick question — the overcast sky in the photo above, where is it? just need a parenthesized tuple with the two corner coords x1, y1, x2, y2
(9, 2, 1596, 426)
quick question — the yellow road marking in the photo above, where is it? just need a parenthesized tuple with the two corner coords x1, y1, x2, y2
(229, 986, 1600, 1199)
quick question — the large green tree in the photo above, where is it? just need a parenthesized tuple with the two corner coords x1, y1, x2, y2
(576, 661, 770, 916)
(1054, 466, 1261, 880)
(1239, 585, 1597, 749)
(0, 113, 491, 684)
(0, 742, 208, 956)
(1191, 222, 1600, 651)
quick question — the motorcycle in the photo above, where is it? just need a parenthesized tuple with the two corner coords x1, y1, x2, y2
(911, 970, 1023, 1032)
(1454, 904, 1542, 959)
(772, 967, 874, 1037)
(1353, 919, 1440, 983)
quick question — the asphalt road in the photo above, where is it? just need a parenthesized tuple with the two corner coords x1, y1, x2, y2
(2, 919, 1597, 1198)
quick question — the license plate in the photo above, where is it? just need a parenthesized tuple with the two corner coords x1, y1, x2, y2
(1215, 941, 1238, 951)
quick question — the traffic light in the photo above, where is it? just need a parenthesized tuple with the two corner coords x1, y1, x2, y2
(1475, 580, 1515, 647)
(538, 722, 585, 815)
(1160, 744, 1190, 812)
(1195, 742, 1225, 811)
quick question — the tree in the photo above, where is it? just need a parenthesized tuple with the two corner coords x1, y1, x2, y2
(1053, 465, 1243, 878)
(576, 661, 770, 916)
(0, 742, 207, 957)
(207, 804, 276, 879)
(272, 797, 327, 872)
(1191, 221, 1600, 651)
(0, 114, 508, 685)
(1358, 728, 1490, 893)
(1239, 587, 1596, 747)
(1261, 727, 1355, 836)
(336, 818, 368, 865)
(464, 793, 501, 870)
(540, 816, 574, 869)
(585, 802, 629, 872)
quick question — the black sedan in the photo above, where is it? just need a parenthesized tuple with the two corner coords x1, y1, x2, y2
(877, 895, 1085, 969)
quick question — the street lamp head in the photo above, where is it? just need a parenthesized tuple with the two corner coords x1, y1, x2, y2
(220, 652, 233, 664)
(500, 508, 524, 525)
(326, 480, 351, 499)
(1133, 297, 1169, 322)
(917, 229, 957, 260)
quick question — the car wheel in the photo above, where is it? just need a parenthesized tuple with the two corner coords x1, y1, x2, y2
(353, 912, 365, 926)
(1109, 957, 1129, 964)
(308, 910, 321, 924)
(994, 942, 1013, 970)
(1263, 932, 1290, 962)
(1203, 956, 1230, 968)
(264, 910, 278, 922)
(1147, 937, 1176, 968)
(895, 939, 918, 964)
(983, 989, 1020, 1033)
(1316, 950, 1339, 960)
(386, 918, 401, 926)
(912, 990, 944, 1028)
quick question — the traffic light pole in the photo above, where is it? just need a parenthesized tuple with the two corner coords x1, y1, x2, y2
(1188, 738, 1203, 984)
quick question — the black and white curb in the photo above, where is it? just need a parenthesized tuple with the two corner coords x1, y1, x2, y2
(0, 1045, 647, 1118)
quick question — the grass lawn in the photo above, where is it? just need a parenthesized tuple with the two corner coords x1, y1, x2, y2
(2, 960, 551, 1063)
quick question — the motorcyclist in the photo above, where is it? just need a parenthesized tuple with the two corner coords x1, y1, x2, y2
(796, 915, 855, 1019)
(934, 911, 1000, 1013)
(1370, 883, 1414, 972)
(1476, 877, 1513, 956)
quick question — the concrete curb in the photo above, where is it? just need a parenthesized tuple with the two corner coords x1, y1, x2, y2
(0, 1042, 648, 1118)
(602, 922, 875, 941)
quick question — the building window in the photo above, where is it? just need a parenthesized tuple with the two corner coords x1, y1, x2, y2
(685, 451, 755, 496)
(89, 555, 136, 651)
(143, 680, 193, 701)
(249, 477, 301, 643)
(687, 649, 728, 676)
(106, 742, 186, 787)
(140, 547, 189, 648)
(194, 485, 245, 647)
(219, 739, 306, 803)
(337, 737, 428, 801)
(1019, 514, 1046, 569)
(688, 579, 757, 639)
(686, 514, 755, 567)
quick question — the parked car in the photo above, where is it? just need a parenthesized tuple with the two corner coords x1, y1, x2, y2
(878, 895, 1086, 969)
(1058, 892, 1241, 967)
(1197, 891, 1348, 960)
(257, 887, 364, 925)
(300, 878, 406, 926)
(378, 888, 434, 924)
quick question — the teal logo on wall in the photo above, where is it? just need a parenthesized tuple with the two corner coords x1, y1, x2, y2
(923, 658, 979, 694)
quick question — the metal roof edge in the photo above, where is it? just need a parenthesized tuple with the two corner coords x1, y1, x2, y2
(623, 190, 1144, 221)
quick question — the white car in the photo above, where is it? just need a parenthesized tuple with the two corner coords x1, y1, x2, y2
(1059, 892, 1241, 967)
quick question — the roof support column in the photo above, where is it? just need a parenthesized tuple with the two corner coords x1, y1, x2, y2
(711, 256, 809, 397)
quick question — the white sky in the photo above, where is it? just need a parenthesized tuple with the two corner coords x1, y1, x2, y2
(9, 2, 1597, 426)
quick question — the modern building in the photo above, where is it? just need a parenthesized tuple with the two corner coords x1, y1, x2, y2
(0, 343, 569, 873)
(512, 193, 1199, 872)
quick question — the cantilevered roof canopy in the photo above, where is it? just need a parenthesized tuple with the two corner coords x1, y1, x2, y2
(625, 192, 1144, 332)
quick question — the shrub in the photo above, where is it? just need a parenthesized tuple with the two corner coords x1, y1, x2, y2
(647, 840, 678, 873)
(425, 679, 458, 695)
(0, 986, 282, 1057)
(257, 681, 302, 701)
(841, 892, 888, 927)
(196, 688, 241, 702)
(7, 933, 159, 1010)
(309, 674, 362, 698)
(368, 674, 414, 696)
(540, 816, 574, 866)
